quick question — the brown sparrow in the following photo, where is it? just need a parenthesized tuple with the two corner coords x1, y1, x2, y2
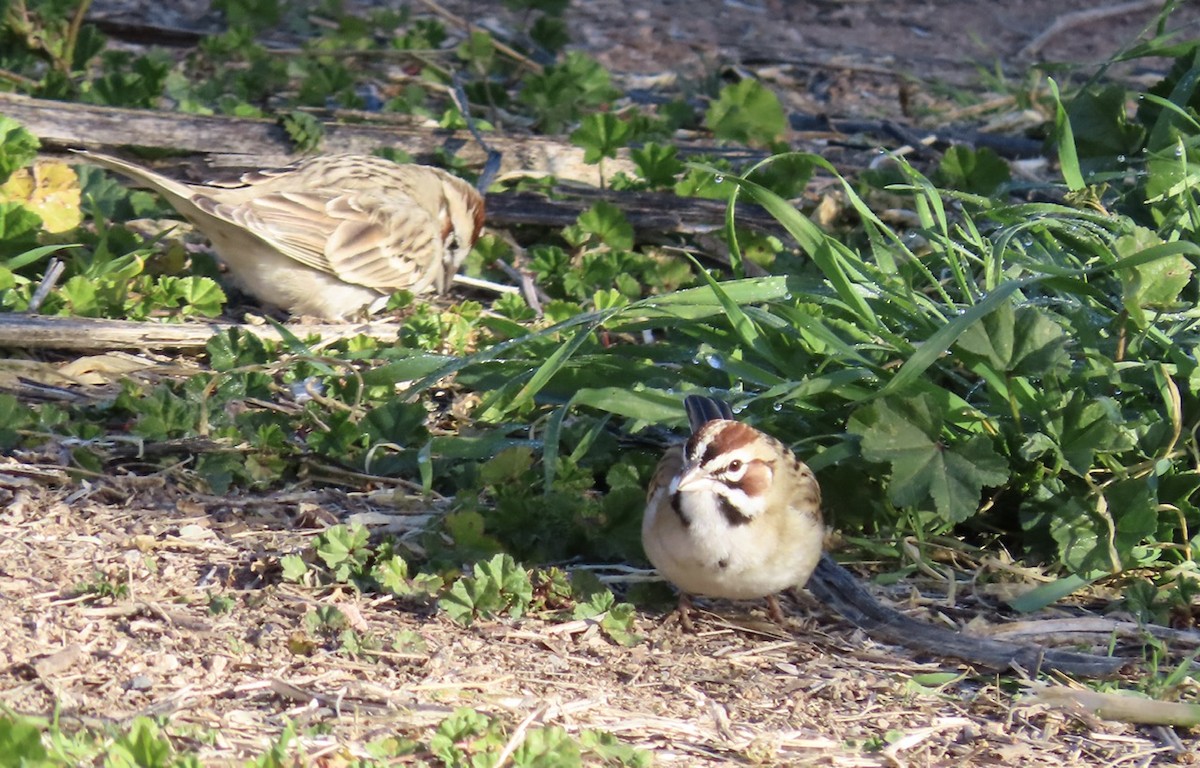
(642, 395, 824, 624)
(74, 151, 485, 320)
(644, 395, 1126, 676)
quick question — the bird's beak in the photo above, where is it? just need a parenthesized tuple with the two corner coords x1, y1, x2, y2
(672, 464, 708, 494)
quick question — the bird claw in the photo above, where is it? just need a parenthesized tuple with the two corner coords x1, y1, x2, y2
(766, 594, 788, 625)
(676, 594, 696, 632)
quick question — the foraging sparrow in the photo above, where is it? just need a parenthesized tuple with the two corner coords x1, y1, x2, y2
(644, 396, 1126, 676)
(642, 395, 824, 622)
(74, 151, 485, 320)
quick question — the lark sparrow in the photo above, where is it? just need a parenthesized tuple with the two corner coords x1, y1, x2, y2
(644, 395, 1126, 676)
(74, 151, 485, 320)
(642, 395, 824, 625)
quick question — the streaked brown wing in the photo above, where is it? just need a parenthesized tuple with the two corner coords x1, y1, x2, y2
(321, 195, 441, 290)
(194, 191, 441, 291)
(647, 444, 684, 504)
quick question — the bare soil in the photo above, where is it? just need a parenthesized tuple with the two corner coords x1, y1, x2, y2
(446, 0, 1200, 123)
(2, 480, 1195, 765)
(5, 0, 1200, 764)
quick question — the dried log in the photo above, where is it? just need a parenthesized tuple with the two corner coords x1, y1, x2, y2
(2, 92, 790, 238)
(1, 93, 794, 246)
(0, 91, 628, 185)
(0, 313, 399, 351)
(807, 553, 1128, 676)
(1, 92, 785, 177)
(486, 189, 785, 239)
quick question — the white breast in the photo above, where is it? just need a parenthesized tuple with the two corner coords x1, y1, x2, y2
(643, 486, 823, 600)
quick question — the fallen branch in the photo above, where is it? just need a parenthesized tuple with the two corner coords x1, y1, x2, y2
(1025, 683, 1200, 727)
(0, 313, 400, 351)
(1019, 0, 1162, 59)
(486, 189, 784, 243)
(0, 91, 631, 185)
(806, 553, 1128, 676)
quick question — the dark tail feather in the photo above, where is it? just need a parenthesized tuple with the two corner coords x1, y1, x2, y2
(684, 395, 735, 433)
(806, 553, 1126, 677)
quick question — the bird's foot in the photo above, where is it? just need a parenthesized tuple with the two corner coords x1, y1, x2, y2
(766, 594, 788, 625)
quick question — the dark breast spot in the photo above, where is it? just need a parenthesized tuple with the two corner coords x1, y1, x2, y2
(670, 492, 690, 527)
(717, 495, 753, 527)
(717, 558, 729, 569)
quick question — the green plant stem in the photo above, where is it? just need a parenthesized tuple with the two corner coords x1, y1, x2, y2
(62, 0, 94, 74)
(0, 68, 39, 89)
(1003, 373, 1021, 424)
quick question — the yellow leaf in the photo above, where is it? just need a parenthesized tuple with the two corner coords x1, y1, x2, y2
(0, 159, 83, 233)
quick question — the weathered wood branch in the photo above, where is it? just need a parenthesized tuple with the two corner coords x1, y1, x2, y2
(3, 92, 787, 237)
(0, 91, 804, 177)
(0, 313, 399, 351)
(485, 189, 784, 240)
(0, 91, 631, 185)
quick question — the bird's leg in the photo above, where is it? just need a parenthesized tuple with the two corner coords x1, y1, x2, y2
(766, 594, 788, 624)
(676, 593, 696, 632)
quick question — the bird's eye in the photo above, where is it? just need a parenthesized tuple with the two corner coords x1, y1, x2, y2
(727, 460, 743, 473)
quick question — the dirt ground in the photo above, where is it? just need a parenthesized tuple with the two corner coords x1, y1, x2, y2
(443, 0, 1200, 122)
(2, 481, 1194, 765)
(5, 0, 1200, 764)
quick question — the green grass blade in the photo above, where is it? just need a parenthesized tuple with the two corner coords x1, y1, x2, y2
(723, 179, 746, 279)
(572, 387, 686, 422)
(682, 252, 776, 366)
(1049, 78, 1085, 191)
(399, 280, 794, 402)
(506, 324, 596, 413)
(1140, 93, 1200, 131)
(880, 277, 1033, 396)
(541, 395, 575, 492)
(692, 162, 881, 329)
(882, 239, 1200, 397)
(1008, 573, 1095, 613)
(1087, 240, 1200, 274)
(361, 355, 457, 385)
(3, 243, 81, 271)
(648, 276, 791, 307)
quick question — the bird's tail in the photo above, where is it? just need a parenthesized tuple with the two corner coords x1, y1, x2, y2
(683, 395, 735, 433)
(71, 150, 201, 214)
